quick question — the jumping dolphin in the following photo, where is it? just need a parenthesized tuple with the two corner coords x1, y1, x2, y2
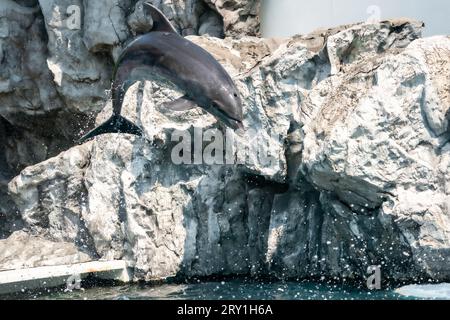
(79, 3, 243, 143)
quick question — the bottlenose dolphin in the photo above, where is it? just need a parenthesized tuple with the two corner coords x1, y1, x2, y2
(80, 3, 243, 142)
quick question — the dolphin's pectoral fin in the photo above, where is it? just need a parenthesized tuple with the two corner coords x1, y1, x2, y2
(163, 96, 198, 111)
(78, 114, 143, 143)
(144, 3, 178, 34)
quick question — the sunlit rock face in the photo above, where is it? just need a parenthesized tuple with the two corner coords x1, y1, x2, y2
(0, 231, 92, 271)
(7, 34, 293, 281)
(1, 0, 449, 283)
(5, 16, 450, 280)
(0, 0, 260, 239)
(299, 36, 450, 280)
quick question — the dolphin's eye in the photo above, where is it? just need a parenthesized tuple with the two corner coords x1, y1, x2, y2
(233, 93, 238, 97)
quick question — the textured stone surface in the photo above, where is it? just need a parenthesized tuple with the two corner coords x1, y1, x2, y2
(0, 0, 261, 239)
(7, 34, 294, 280)
(1, 0, 449, 284)
(299, 36, 450, 280)
(7, 19, 449, 283)
(203, 0, 260, 38)
(0, 231, 92, 271)
(326, 19, 424, 75)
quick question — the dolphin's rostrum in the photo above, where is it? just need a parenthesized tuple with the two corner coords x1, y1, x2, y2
(80, 3, 243, 143)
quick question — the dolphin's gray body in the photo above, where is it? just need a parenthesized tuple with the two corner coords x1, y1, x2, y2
(80, 3, 243, 142)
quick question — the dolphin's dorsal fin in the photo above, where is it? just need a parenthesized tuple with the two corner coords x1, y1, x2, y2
(144, 3, 178, 34)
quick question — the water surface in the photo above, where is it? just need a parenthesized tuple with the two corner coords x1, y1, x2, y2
(6, 280, 419, 300)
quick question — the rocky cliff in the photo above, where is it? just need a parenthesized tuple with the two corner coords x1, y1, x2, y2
(1, 0, 449, 283)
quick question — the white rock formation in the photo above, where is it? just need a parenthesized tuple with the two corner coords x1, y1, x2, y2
(0, 0, 448, 285)
(299, 36, 450, 280)
(4, 12, 447, 284)
(7, 33, 293, 280)
(0, 0, 260, 239)
(0, 231, 92, 271)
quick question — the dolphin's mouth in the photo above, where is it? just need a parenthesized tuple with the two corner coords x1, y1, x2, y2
(228, 118, 244, 131)
(208, 104, 243, 131)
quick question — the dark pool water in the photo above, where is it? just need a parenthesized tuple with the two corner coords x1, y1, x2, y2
(5, 280, 417, 300)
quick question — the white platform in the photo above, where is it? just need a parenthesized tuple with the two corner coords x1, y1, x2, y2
(0, 260, 133, 295)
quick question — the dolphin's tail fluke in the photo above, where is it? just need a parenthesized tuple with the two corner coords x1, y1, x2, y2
(79, 114, 143, 143)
